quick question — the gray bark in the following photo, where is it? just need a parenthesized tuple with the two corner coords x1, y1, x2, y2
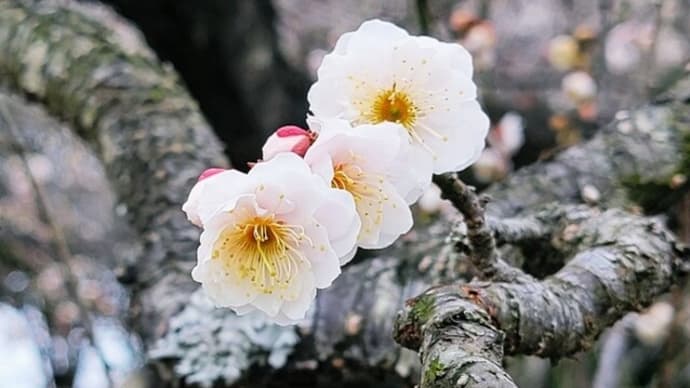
(395, 206, 687, 387)
(0, 1, 689, 387)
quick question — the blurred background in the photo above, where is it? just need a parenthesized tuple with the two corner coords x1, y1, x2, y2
(0, 0, 689, 387)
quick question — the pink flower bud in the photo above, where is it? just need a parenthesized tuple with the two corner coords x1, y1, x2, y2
(262, 125, 315, 160)
(198, 168, 226, 181)
(183, 168, 228, 227)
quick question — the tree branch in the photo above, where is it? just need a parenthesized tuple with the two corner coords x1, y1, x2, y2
(433, 173, 531, 283)
(395, 207, 687, 387)
(433, 174, 500, 278)
(0, 0, 228, 346)
(0, 93, 116, 386)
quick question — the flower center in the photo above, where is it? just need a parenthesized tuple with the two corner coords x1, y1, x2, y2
(331, 163, 388, 235)
(367, 85, 417, 129)
(213, 215, 311, 295)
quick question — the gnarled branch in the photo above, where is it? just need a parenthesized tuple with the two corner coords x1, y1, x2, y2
(395, 207, 687, 387)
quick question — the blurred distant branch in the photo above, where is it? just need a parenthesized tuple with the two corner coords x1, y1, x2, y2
(644, 0, 665, 95)
(0, 7, 232, 386)
(0, 94, 112, 387)
(592, 314, 636, 388)
(0, 98, 74, 299)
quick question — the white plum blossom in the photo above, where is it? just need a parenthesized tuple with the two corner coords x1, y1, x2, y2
(307, 19, 489, 174)
(304, 119, 430, 249)
(184, 153, 360, 324)
(562, 71, 597, 104)
(182, 19, 495, 325)
(262, 125, 315, 161)
(417, 184, 444, 214)
(473, 111, 525, 183)
(492, 112, 525, 156)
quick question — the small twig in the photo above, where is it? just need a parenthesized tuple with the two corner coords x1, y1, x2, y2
(478, 0, 490, 20)
(435, 174, 533, 282)
(415, 0, 429, 35)
(487, 216, 548, 244)
(592, 314, 636, 388)
(433, 173, 501, 279)
(396, 207, 682, 387)
(592, 0, 614, 101)
(644, 0, 665, 96)
(0, 97, 113, 388)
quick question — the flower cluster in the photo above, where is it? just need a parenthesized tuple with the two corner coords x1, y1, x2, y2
(183, 20, 489, 325)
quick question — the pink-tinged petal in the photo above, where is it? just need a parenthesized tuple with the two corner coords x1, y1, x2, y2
(198, 168, 226, 181)
(276, 125, 309, 137)
(291, 137, 313, 157)
(182, 169, 247, 227)
(262, 126, 315, 160)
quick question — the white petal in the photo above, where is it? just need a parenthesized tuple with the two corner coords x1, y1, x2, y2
(193, 259, 258, 307)
(189, 169, 251, 225)
(250, 152, 312, 177)
(381, 130, 433, 204)
(181, 180, 205, 227)
(342, 19, 409, 55)
(252, 293, 283, 317)
(251, 153, 327, 220)
(271, 312, 305, 326)
(254, 182, 296, 215)
(231, 304, 255, 316)
(303, 148, 336, 184)
(417, 100, 489, 173)
(356, 180, 413, 249)
(332, 31, 353, 55)
(413, 36, 474, 78)
(312, 188, 361, 261)
(346, 122, 403, 167)
(280, 272, 317, 320)
(307, 78, 347, 118)
(301, 220, 342, 288)
(338, 245, 358, 266)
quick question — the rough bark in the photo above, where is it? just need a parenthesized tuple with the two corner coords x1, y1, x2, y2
(1, 1, 689, 387)
(395, 206, 687, 387)
(0, 0, 227, 346)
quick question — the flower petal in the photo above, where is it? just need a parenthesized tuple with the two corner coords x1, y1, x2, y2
(280, 272, 317, 320)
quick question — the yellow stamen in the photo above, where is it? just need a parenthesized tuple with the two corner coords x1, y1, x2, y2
(212, 215, 312, 296)
(365, 84, 418, 129)
(331, 163, 387, 236)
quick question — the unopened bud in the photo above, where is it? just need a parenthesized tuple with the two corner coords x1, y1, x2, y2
(262, 125, 315, 160)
